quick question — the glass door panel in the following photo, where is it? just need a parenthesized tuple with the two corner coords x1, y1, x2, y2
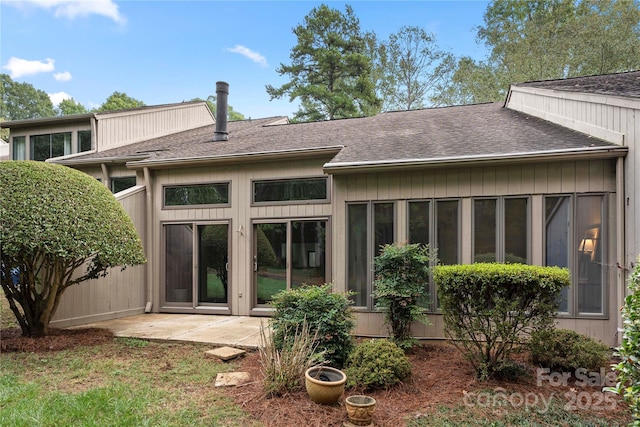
(165, 224, 193, 303)
(256, 223, 287, 304)
(198, 224, 229, 304)
(291, 221, 326, 288)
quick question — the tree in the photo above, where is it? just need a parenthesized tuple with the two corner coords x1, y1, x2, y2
(437, 0, 640, 104)
(190, 95, 244, 121)
(0, 161, 146, 337)
(431, 56, 503, 106)
(266, 4, 380, 121)
(96, 91, 145, 112)
(379, 26, 451, 111)
(57, 98, 88, 116)
(0, 74, 55, 121)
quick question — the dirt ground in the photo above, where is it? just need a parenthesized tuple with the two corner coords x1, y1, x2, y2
(0, 327, 631, 426)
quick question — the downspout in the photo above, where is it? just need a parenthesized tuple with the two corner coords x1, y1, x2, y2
(143, 167, 154, 312)
(100, 163, 109, 190)
(616, 155, 626, 346)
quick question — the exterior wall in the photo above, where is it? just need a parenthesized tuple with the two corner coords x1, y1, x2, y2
(8, 121, 92, 160)
(147, 157, 334, 316)
(96, 103, 214, 151)
(331, 160, 621, 346)
(50, 186, 148, 327)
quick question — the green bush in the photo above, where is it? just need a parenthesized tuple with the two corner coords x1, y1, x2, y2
(608, 257, 640, 423)
(373, 243, 433, 350)
(345, 339, 411, 390)
(530, 329, 610, 372)
(270, 284, 354, 368)
(434, 263, 569, 380)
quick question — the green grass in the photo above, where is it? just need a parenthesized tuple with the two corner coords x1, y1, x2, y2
(0, 339, 258, 427)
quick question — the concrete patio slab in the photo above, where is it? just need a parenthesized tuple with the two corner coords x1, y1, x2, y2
(77, 314, 266, 349)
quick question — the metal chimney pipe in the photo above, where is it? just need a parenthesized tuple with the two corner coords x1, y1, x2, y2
(214, 81, 229, 141)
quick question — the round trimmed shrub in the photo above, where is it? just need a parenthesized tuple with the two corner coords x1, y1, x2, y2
(529, 328, 610, 372)
(345, 339, 411, 390)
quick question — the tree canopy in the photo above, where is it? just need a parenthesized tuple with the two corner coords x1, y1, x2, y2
(436, 0, 640, 105)
(57, 98, 89, 116)
(96, 91, 146, 112)
(190, 95, 245, 121)
(0, 161, 146, 336)
(0, 74, 55, 121)
(266, 4, 380, 121)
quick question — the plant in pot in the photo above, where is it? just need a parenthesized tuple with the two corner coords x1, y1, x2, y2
(345, 395, 376, 426)
(304, 366, 346, 405)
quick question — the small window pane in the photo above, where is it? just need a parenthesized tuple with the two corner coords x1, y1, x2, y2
(545, 196, 571, 312)
(577, 195, 603, 314)
(12, 136, 25, 160)
(374, 203, 394, 256)
(111, 177, 137, 193)
(437, 200, 459, 265)
(78, 130, 92, 152)
(347, 204, 368, 307)
(504, 198, 528, 263)
(254, 178, 327, 203)
(474, 199, 497, 262)
(408, 201, 430, 246)
(164, 183, 229, 206)
(31, 134, 50, 161)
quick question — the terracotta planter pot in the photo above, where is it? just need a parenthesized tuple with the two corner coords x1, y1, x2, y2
(345, 395, 376, 426)
(304, 366, 346, 405)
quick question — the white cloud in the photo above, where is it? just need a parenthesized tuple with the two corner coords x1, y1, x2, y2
(54, 71, 72, 81)
(48, 91, 72, 107)
(227, 45, 268, 68)
(10, 0, 126, 25)
(3, 57, 55, 78)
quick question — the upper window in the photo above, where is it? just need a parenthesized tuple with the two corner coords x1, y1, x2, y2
(473, 197, 529, 264)
(78, 130, 92, 152)
(12, 136, 25, 160)
(253, 177, 328, 204)
(111, 177, 137, 193)
(164, 183, 230, 207)
(31, 132, 71, 161)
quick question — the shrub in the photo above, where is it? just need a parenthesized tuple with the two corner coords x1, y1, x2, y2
(608, 257, 640, 423)
(373, 243, 434, 349)
(530, 329, 610, 372)
(434, 263, 569, 380)
(345, 339, 411, 390)
(258, 320, 320, 397)
(270, 284, 354, 368)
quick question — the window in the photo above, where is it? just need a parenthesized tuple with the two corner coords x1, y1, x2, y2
(111, 177, 137, 193)
(30, 132, 71, 161)
(347, 202, 395, 308)
(408, 199, 461, 309)
(473, 197, 529, 264)
(78, 130, 92, 152)
(12, 136, 25, 160)
(164, 183, 230, 207)
(253, 177, 328, 204)
(545, 195, 606, 316)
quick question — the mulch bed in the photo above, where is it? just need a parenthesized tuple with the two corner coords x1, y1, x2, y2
(0, 327, 114, 352)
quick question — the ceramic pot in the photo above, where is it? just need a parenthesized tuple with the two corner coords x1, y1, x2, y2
(304, 366, 346, 405)
(345, 395, 376, 426)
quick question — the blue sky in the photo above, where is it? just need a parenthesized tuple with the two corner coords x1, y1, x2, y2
(0, 0, 490, 119)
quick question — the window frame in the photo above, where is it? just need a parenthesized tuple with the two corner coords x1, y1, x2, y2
(251, 176, 330, 206)
(29, 132, 71, 161)
(12, 136, 26, 160)
(77, 130, 92, 152)
(543, 193, 608, 319)
(162, 182, 231, 209)
(111, 176, 137, 193)
(346, 201, 396, 311)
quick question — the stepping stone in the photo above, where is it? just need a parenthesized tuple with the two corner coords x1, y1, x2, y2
(205, 346, 246, 361)
(214, 372, 251, 387)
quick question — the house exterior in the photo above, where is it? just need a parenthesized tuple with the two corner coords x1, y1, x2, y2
(0, 139, 8, 160)
(2, 72, 638, 346)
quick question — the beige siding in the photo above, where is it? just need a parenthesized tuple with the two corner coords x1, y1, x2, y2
(97, 103, 214, 151)
(51, 186, 147, 327)
(332, 160, 620, 345)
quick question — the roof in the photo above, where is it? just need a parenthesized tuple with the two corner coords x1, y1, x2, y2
(57, 103, 625, 171)
(514, 70, 640, 98)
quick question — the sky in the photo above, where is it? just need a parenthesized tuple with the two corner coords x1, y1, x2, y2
(0, 0, 490, 119)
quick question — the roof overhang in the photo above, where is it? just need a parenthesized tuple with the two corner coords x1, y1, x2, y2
(52, 154, 151, 166)
(323, 145, 628, 174)
(126, 145, 345, 170)
(1, 113, 95, 129)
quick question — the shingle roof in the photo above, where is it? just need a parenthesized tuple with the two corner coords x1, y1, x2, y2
(65, 102, 621, 169)
(514, 70, 640, 98)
